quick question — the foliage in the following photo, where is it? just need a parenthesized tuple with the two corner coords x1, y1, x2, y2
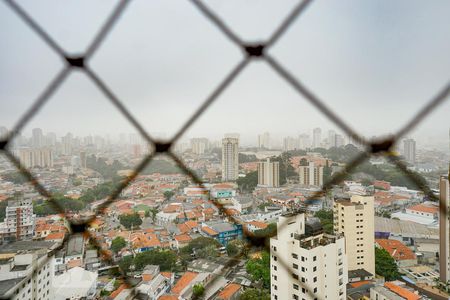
(86, 155, 125, 179)
(192, 283, 205, 299)
(163, 190, 175, 201)
(141, 159, 181, 175)
(118, 255, 133, 274)
(236, 171, 258, 192)
(111, 236, 127, 254)
(245, 251, 270, 289)
(119, 213, 142, 229)
(196, 245, 219, 258)
(314, 209, 334, 234)
(180, 237, 221, 257)
(133, 249, 177, 271)
(239, 288, 270, 300)
(253, 223, 277, 239)
(375, 247, 400, 281)
(323, 160, 332, 183)
(239, 153, 258, 163)
(1, 172, 27, 184)
(226, 241, 240, 257)
(299, 158, 308, 166)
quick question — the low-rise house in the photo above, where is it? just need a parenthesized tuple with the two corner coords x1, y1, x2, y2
(215, 283, 241, 300)
(53, 267, 98, 300)
(376, 239, 417, 267)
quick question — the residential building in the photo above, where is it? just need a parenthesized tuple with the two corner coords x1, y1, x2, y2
(403, 138, 416, 164)
(0, 241, 57, 300)
(270, 213, 348, 300)
(439, 171, 450, 283)
(298, 134, 310, 149)
(258, 158, 280, 188)
(299, 162, 323, 187)
(31, 128, 44, 148)
(222, 137, 239, 181)
(258, 132, 270, 149)
(370, 281, 421, 300)
(312, 128, 321, 148)
(0, 198, 35, 242)
(376, 239, 417, 267)
(201, 221, 243, 245)
(334, 195, 375, 276)
(283, 136, 299, 151)
(16, 147, 54, 168)
(328, 130, 336, 148)
(191, 138, 209, 155)
(53, 267, 98, 300)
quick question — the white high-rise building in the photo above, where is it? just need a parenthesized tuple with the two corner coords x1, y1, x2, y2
(190, 138, 209, 155)
(328, 130, 336, 148)
(222, 137, 239, 181)
(270, 213, 348, 300)
(312, 128, 322, 148)
(0, 241, 56, 300)
(298, 134, 310, 149)
(334, 195, 375, 277)
(258, 132, 271, 149)
(299, 162, 323, 187)
(335, 134, 345, 148)
(439, 171, 450, 283)
(16, 148, 54, 169)
(403, 138, 416, 164)
(0, 198, 36, 242)
(31, 128, 44, 148)
(283, 136, 299, 152)
(258, 158, 280, 187)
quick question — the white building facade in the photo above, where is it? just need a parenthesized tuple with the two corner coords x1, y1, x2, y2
(222, 137, 239, 181)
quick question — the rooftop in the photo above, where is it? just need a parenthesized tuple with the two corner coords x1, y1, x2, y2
(376, 239, 416, 261)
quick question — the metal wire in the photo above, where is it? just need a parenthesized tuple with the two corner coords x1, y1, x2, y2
(1, 0, 449, 299)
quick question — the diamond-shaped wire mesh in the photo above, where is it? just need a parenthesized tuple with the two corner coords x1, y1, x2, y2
(1, 0, 449, 299)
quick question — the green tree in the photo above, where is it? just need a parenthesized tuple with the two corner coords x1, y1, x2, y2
(254, 223, 277, 239)
(196, 245, 219, 258)
(144, 210, 150, 218)
(375, 247, 400, 281)
(246, 251, 270, 289)
(118, 255, 133, 274)
(239, 288, 270, 300)
(149, 207, 158, 223)
(299, 158, 308, 166)
(236, 171, 258, 192)
(226, 241, 240, 257)
(314, 209, 334, 234)
(133, 250, 177, 271)
(119, 213, 142, 229)
(163, 190, 175, 201)
(180, 237, 221, 257)
(111, 236, 127, 254)
(192, 283, 205, 299)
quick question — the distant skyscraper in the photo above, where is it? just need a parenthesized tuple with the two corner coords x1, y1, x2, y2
(32, 128, 44, 148)
(80, 151, 87, 168)
(439, 170, 450, 283)
(283, 136, 299, 151)
(257, 158, 279, 187)
(298, 134, 311, 149)
(403, 138, 416, 164)
(16, 148, 54, 168)
(328, 130, 336, 148)
(334, 195, 375, 277)
(335, 134, 345, 148)
(62, 133, 73, 155)
(0, 198, 35, 242)
(313, 128, 322, 148)
(270, 213, 348, 300)
(191, 138, 209, 155)
(258, 132, 270, 149)
(299, 162, 323, 187)
(222, 137, 239, 181)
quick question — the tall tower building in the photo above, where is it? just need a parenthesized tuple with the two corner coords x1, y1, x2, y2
(403, 138, 416, 164)
(312, 128, 322, 148)
(439, 170, 450, 283)
(258, 132, 270, 149)
(298, 134, 311, 149)
(16, 148, 54, 169)
(222, 137, 239, 181)
(190, 138, 209, 155)
(0, 198, 36, 242)
(334, 195, 375, 277)
(258, 158, 280, 187)
(299, 162, 323, 187)
(328, 130, 336, 148)
(270, 213, 348, 300)
(31, 128, 44, 148)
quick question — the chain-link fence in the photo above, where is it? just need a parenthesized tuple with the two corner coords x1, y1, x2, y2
(1, 0, 449, 299)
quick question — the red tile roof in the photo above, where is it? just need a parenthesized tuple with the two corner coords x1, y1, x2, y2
(376, 239, 416, 261)
(171, 272, 198, 294)
(217, 283, 241, 300)
(384, 282, 420, 300)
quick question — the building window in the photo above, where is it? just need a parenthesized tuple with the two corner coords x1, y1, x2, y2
(293, 264, 299, 269)
(293, 274, 299, 280)
(313, 277, 317, 282)
(292, 253, 298, 259)
(301, 256, 305, 262)
(313, 266, 317, 272)
(313, 256, 317, 261)
(293, 284, 299, 290)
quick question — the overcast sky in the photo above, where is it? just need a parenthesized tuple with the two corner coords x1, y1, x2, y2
(1, 0, 450, 149)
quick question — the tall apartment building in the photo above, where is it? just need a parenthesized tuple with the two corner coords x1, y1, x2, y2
(403, 138, 416, 164)
(31, 128, 44, 148)
(334, 195, 375, 276)
(335, 134, 345, 148)
(283, 136, 299, 151)
(16, 148, 54, 168)
(190, 138, 209, 155)
(258, 132, 270, 149)
(299, 162, 323, 187)
(258, 158, 280, 187)
(222, 137, 239, 181)
(0, 198, 36, 242)
(312, 128, 322, 148)
(298, 134, 310, 149)
(270, 213, 348, 300)
(0, 241, 57, 300)
(439, 171, 450, 283)
(328, 130, 336, 148)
